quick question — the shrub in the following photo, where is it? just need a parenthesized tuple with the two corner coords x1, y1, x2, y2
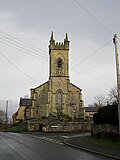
(5, 125, 27, 133)
(57, 114, 72, 121)
(93, 105, 118, 125)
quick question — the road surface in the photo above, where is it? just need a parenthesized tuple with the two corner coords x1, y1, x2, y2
(0, 132, 113, 160)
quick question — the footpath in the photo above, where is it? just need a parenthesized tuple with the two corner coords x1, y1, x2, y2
(64, 136, 120, 160)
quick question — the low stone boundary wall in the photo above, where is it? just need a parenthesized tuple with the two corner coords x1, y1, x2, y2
(91, 124, 119, 137)
(27, 121, 39, 131)
(42, 122, 91, 132)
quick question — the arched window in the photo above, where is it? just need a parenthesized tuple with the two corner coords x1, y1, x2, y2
(57, 90, 62, 113)
(57, 58, 63, 68)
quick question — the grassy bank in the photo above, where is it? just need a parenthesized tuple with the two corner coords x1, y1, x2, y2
(5, 125, 27, 133)
(83, 136, 120, 149)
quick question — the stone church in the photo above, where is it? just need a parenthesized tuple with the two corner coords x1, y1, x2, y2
(30, 32, 84, 121)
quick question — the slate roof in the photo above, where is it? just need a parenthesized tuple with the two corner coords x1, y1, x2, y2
(31, 81, 49, 90)
(20, 98, 32, 106)
(70, 82, 82, 91)
(85, 107, 98, 112)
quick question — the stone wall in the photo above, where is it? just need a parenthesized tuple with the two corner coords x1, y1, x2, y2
(91, 124, 119, 137)
(27, 121, 39, 131)
(42, 122, 91, 132)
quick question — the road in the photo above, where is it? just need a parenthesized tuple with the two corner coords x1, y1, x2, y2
(0, 132, 113, 160)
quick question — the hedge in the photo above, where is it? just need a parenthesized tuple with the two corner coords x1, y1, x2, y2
(93, 105, 118, 125)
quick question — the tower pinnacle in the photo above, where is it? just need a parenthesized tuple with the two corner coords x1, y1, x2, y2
(65, 33, 68, 41)
(51, 31, 54, 41)
(49, 32, 69, 51)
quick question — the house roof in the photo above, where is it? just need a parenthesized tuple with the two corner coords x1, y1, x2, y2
(20, 98, 32, 107)
(12, 111, 18, 117)
(85, 107, 98, 112)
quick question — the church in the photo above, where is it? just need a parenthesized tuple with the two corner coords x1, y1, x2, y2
(29, 32, 85, 122)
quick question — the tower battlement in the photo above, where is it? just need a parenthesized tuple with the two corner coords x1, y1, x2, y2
(49, 31, 69, 51)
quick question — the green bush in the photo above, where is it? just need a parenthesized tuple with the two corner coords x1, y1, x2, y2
(93, 105, 118, 125)
(57, 114, 72, 121)
(5, 125, 27, 133)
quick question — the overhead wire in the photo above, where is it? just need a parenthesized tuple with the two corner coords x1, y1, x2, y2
(70, 69, 114, 84)
(70, 0, 114, 82)
(0, 35, 113, 83)
(0, 50, 39, 83)
(0, 35, 48, 61)
(0, 40, 48, 61)
(0, 31, 48, 62)
(0, 49, 114, 87)
(0, 36, 111, 39)
(74, 0, 113, 35)
(71, 39, 111, 67)
(71, 64, 113, 79)
(70, 65, 114, 83)
(0, 30, 47, 54)
(0, 1, 116, 92)
(0, 30, 114, 83)
(70, 38, 114, 81)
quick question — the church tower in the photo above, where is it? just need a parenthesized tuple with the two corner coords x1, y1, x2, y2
(49, 31, 69, 78)
(48, 32, 70, 116)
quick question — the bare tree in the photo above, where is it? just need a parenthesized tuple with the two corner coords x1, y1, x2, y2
(94, 95, 107, 107)
(88, 86, 118, 108)
(88, 95, 107, 108)
(0, 109, 5, 126)
(107, 86, 118, 105)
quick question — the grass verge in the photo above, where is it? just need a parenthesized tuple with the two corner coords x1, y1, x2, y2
(5, 126, 27, 133)
(83, 136, 120, 149)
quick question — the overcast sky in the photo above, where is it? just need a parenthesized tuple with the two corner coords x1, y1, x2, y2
(0, 0, 120, 118)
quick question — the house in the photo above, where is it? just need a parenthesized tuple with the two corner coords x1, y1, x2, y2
(12, 111, 18, 124)
(85, 107, 98, 118)
(15, 98, 32, 123)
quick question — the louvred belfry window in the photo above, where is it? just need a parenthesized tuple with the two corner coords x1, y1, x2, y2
(57, 58, 62, 68)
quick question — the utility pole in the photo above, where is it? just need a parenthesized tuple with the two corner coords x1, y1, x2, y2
(113, 34, 120, 135)
(5, 100, 8, 129)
